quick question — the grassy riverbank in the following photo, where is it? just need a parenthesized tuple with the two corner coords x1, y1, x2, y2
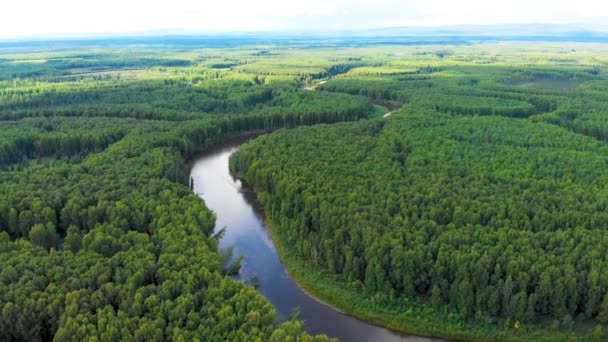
(262, 215, 597, 342)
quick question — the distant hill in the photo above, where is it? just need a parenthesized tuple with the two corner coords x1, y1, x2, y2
(356, 23, 606, 37)
(2, 23, 608, 46)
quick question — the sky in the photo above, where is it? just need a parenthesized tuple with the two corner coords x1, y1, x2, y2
(2, 0, 608, 38)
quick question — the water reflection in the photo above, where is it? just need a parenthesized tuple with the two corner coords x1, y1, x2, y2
(190, 139, 439, 342)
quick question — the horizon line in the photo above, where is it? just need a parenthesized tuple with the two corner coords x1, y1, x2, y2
(2, 22, 608, 44)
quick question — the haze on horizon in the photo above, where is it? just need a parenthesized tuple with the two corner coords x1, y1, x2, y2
(2, 0, 608, 39)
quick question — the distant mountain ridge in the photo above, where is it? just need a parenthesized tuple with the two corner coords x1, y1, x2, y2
(354, 23, 608, 37)
(2, 23, 608, 45)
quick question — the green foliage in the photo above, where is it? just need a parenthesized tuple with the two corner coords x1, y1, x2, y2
(3, 39, 608, 341)
(229, 42, 608, 340)
(0, 44, 367, 341)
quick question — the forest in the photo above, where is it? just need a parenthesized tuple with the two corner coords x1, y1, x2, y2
(0, 43, 377, 341)
(230, 44, 608, 340)
(2, 40, 608, 341)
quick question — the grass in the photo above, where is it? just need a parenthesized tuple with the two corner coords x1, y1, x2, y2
(509, 78, 582, 91)
(369, 104, 389, 118)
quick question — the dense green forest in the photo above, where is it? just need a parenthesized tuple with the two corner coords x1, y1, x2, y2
(0, 43, 378, 341)
(2, 40, 608, 341)
(230, 43, 608, 340)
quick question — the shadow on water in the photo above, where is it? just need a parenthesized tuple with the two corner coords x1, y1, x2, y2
(189, 137, 440, 342)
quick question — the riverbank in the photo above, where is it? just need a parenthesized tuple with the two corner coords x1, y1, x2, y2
(249, 198, 594, 342)
(184, 130, 268, 173)
(194, 140, 424, 341)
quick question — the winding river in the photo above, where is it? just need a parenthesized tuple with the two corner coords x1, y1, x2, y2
(190, 137, 436, 341)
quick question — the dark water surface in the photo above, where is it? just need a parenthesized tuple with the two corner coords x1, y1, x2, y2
(190, 139, 437, 342)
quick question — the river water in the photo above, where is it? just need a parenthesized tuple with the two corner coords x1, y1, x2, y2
(190, 138, 436, 342)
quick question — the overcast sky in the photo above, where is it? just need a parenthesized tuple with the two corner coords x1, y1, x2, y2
(2, 0, 608, 38)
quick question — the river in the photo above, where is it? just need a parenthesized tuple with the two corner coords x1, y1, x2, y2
(189, 138, 437, 342)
